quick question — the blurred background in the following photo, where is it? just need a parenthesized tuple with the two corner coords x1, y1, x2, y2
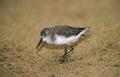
(0, 0, 120, 77)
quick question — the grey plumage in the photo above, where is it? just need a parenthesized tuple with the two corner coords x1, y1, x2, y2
(53, 26, 85, 37)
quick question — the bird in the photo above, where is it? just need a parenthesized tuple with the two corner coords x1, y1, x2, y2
(36, 25, 90, 63)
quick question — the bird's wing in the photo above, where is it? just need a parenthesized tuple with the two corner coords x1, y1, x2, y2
(53, 26, 87, 37)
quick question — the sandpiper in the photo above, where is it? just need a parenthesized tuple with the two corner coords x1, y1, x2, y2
(36, 25, 90, 63)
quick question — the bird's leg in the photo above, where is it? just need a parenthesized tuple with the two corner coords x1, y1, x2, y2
(61, 46, 67, 63)
(66, 45, 74, 55)
(60, 46, 74, 63)
(63, 46, 67, 57)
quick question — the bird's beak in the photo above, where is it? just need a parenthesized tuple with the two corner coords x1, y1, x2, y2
(36, 38, 43, 49)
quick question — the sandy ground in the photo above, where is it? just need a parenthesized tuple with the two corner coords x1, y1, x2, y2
(0, 0, 120, 77)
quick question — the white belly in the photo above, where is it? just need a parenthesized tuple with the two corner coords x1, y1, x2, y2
(43, 35, 80, 45)
(54, 35, 79, 45)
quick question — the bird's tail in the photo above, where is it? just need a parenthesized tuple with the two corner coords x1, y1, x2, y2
(81, 27, 90, 35)
(78, 27, 91, 38)
(86, 27, 91, 32)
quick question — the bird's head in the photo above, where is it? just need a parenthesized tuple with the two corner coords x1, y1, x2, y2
(40, 28, 51, 41)
(36, 28, 50, 49)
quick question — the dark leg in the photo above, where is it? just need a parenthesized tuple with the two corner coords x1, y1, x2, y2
(66, 45, 74, 55)
(63, 46, 67, 57)
(61, 46, 67, 63)
(60, 46, 74, 63)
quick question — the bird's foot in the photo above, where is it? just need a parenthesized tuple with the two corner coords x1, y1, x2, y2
(59, 56, 66, 64)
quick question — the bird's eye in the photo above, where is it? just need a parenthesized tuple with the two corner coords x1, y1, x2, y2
(44, 34, 46, 36)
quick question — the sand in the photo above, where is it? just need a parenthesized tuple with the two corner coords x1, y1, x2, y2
(0, 0, 120, 77)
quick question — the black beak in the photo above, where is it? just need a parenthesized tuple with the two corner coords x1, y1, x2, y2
(36, 38, 43, 49)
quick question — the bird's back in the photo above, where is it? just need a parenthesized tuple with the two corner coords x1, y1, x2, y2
(51, 25, 87, 37)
